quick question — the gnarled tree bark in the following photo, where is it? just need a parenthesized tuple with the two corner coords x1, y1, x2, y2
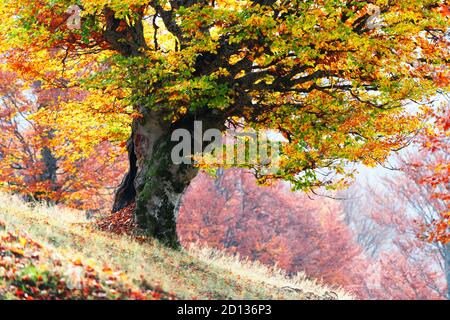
(113, 109, 223, 247)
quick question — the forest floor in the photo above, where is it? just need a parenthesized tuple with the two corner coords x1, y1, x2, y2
(0, 192, 351, 300)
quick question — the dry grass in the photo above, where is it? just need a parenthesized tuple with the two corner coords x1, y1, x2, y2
(189, 246, 352, 299)
(0, 192, 352, 300)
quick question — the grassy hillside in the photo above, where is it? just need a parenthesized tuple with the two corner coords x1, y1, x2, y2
(0, 192, 352, 300)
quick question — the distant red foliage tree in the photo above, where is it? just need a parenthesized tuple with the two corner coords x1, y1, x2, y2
(414, 105, 450, 244)
(334, 102, 450, 300)
(178, 168, 368, 295)
(360, 183, 447, 300)
(341, 102, 450, 299)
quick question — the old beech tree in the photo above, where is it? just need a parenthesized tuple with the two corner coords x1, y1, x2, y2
(1, 1, 449, 246)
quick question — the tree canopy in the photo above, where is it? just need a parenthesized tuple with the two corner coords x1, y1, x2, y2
(0, 0, 448, 244)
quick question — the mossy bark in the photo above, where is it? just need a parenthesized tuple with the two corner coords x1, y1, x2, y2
(113, 109, 222, 248)
(133, 134, 198, 248)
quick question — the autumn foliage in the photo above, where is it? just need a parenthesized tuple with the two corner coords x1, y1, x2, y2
(359, 182, 447, 299)
(0, 70, 128, 211)
(178, 169, 368, 295)
(179, 166, 449, 299)
(0, 219, 175, 300)
(415, 105, 450, 244)
(0, 0, 449, 300)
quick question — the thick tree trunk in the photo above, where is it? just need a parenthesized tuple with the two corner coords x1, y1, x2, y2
(113, 109, 219, 247)
(104, 6, 227, 248)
